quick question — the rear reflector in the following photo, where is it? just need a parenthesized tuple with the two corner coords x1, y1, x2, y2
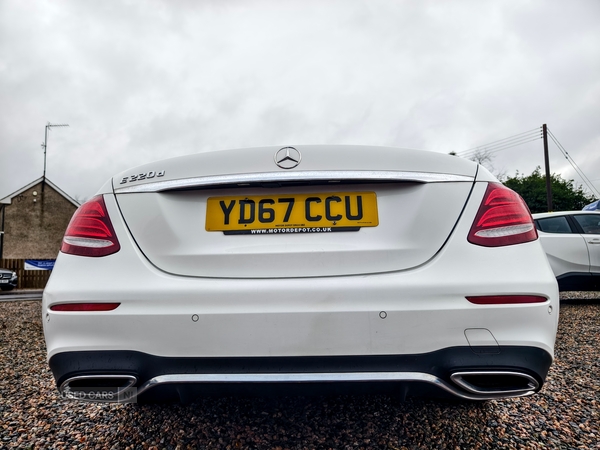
(61, 195, 121, 257)
(50, 303, 121, 312)
(466, 296, 547, 305)
(468, 183, 537, 247)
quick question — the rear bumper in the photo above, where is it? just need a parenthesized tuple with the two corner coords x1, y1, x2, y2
(43, 242, 559, 361)
(43, 191, 560, 403)
(50, 346, 553, 403)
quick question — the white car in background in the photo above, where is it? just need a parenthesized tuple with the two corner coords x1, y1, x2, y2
(43, 145, 558, 403)
(533, 211, 600, 291)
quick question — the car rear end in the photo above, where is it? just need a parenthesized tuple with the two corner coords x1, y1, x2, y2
(43, 145, 558, 403)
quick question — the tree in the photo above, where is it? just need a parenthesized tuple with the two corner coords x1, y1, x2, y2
(503, 167, 595, 213)
(469, 148, 494, 167)
(450, 149, 507, 181)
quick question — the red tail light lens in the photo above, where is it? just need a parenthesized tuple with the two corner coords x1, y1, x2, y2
(468, 183, 537, 247)
(50, 303, 121, 312)
(466, 295, 547, 305)
(61, 195, 121, 257)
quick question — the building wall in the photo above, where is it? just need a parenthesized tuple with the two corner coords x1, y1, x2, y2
(2, 182, 77, 259)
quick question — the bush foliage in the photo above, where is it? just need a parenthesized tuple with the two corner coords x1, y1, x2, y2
(503, 167, 595, 213)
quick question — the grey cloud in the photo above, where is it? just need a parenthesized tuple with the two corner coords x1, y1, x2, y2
(1, 0, 599, 200)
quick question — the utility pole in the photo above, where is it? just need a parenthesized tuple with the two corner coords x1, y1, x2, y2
(542, 124, 553, 212)
(42, 122, 69, 192)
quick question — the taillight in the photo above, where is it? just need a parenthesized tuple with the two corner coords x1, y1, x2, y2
(61, 195, 121, 257)
(467, 183, 537, 247)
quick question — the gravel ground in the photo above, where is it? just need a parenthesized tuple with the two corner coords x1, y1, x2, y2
(1, 293, 599, 449)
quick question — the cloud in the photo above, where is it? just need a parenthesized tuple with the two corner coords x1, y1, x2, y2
(1, 0, 599, 200)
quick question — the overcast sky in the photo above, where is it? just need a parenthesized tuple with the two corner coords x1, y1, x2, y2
(1, 0, 599, 202)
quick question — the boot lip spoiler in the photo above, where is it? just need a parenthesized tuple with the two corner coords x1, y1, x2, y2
(114, 170, 474, 194)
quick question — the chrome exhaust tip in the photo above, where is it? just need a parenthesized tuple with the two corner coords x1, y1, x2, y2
(450, 371, 539, 396)
(59, 375, 137, 403)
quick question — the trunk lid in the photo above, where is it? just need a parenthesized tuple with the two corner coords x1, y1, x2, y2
(113, 146, 477, 278)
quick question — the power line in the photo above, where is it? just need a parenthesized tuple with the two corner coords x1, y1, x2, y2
(458, 129, 542, 156)
(460, 135, 543, 159)
(458, 127, 541, 154)
(459, 135, 542, 160)
(547, 128, 600, 198)
(455, 125, 599, 201)
(457, 127, 542, 158)
(547, 129, 598, 196)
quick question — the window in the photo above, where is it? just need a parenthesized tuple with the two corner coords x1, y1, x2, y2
(573, 215, 600, 234)
(536, 216, 572, 234)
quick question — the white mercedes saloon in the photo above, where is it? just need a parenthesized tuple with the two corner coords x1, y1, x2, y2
(43, 145, 559, 403)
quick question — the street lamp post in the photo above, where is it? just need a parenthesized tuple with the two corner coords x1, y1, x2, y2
(42, 122, 69, 192)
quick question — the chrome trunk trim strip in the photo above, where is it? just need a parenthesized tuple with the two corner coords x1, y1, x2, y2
(114, 171, 473, 194)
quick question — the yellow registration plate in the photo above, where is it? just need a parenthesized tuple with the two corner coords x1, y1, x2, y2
(206, 191, 378, 234)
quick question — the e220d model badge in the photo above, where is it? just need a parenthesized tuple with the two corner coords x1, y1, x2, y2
(120, 170, 165, 184)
